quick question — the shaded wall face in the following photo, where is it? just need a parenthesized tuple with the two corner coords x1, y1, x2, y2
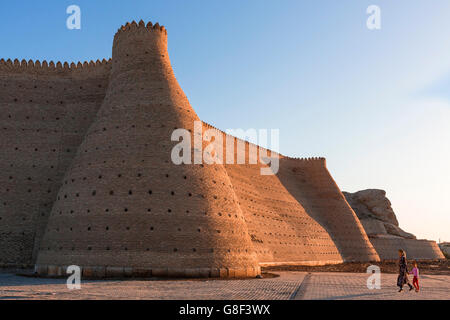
(281, 159, 379, 262)
(227, 158, 380, 264)
(202, 124, 378, 264)
(226, 162, 344, 265)
(0, 66, 109, 266)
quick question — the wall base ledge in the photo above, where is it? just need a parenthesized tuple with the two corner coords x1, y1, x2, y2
(34, 265, 261, 279)
(259, 260, 344, 267)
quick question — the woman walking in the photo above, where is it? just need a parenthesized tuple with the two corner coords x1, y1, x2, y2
(397, 249, 414, 292)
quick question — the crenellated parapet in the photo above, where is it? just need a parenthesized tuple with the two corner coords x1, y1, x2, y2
(113, 20, 167, 50)
(116, 20, 167, 36)
(288, 156, 325, 161)
(0, 20, 167, 79)
(0, 57, 112, 77)
(201, 122, 328, 164)
(202, 122, 328, 163)
(202, 121, 282, 160)
(284, 156, 327, 169)
(287, 156, 326, 163)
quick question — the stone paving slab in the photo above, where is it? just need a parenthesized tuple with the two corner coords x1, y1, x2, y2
(294, 272, 450, 300)
(1, 271, 449, 300)
(0, 272, 306, 300)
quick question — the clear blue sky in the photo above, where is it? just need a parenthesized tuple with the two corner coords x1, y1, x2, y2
(1, 1, 449, 242)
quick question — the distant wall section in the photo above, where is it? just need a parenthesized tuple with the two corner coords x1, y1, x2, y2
(370, 237, 444, 260)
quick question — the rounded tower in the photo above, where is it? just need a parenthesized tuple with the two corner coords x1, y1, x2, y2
(35, 21, 260, 278)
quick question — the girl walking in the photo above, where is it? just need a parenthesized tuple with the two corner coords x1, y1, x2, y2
(409, 261, 420, 292)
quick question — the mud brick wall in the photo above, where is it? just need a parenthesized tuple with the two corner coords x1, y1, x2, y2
(35, 21, 259, 278)
(1, 20, 441, 277)
(202, 123, 379, 265)
(0, 59, 110, 266)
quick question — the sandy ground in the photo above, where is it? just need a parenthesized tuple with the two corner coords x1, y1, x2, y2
(263, 260, 450, 276)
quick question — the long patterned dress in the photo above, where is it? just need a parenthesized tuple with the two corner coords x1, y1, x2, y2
(397, 256, 409, 288)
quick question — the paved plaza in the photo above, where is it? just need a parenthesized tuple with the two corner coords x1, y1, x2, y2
(0, 271, 448, 300)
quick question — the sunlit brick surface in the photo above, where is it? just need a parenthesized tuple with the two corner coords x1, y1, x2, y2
(1, 21, 381, 276)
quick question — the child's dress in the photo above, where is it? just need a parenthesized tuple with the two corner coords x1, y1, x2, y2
(411, 267, 419, 291)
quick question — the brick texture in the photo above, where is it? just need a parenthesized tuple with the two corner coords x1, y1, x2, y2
(0, 21, 398, 278)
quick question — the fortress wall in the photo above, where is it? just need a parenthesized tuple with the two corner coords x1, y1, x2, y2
(283, 158, 379, 262)
(225, 161, 344, 266)
(0, 59, 110, 266)
(36, 21, 260, 278)
(201, 123, 378, 265)
(6, 20, 441, 274)
(202, 124, 343, 265)
(369, 238, 445, 260)
(173, 113, 440, 265)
